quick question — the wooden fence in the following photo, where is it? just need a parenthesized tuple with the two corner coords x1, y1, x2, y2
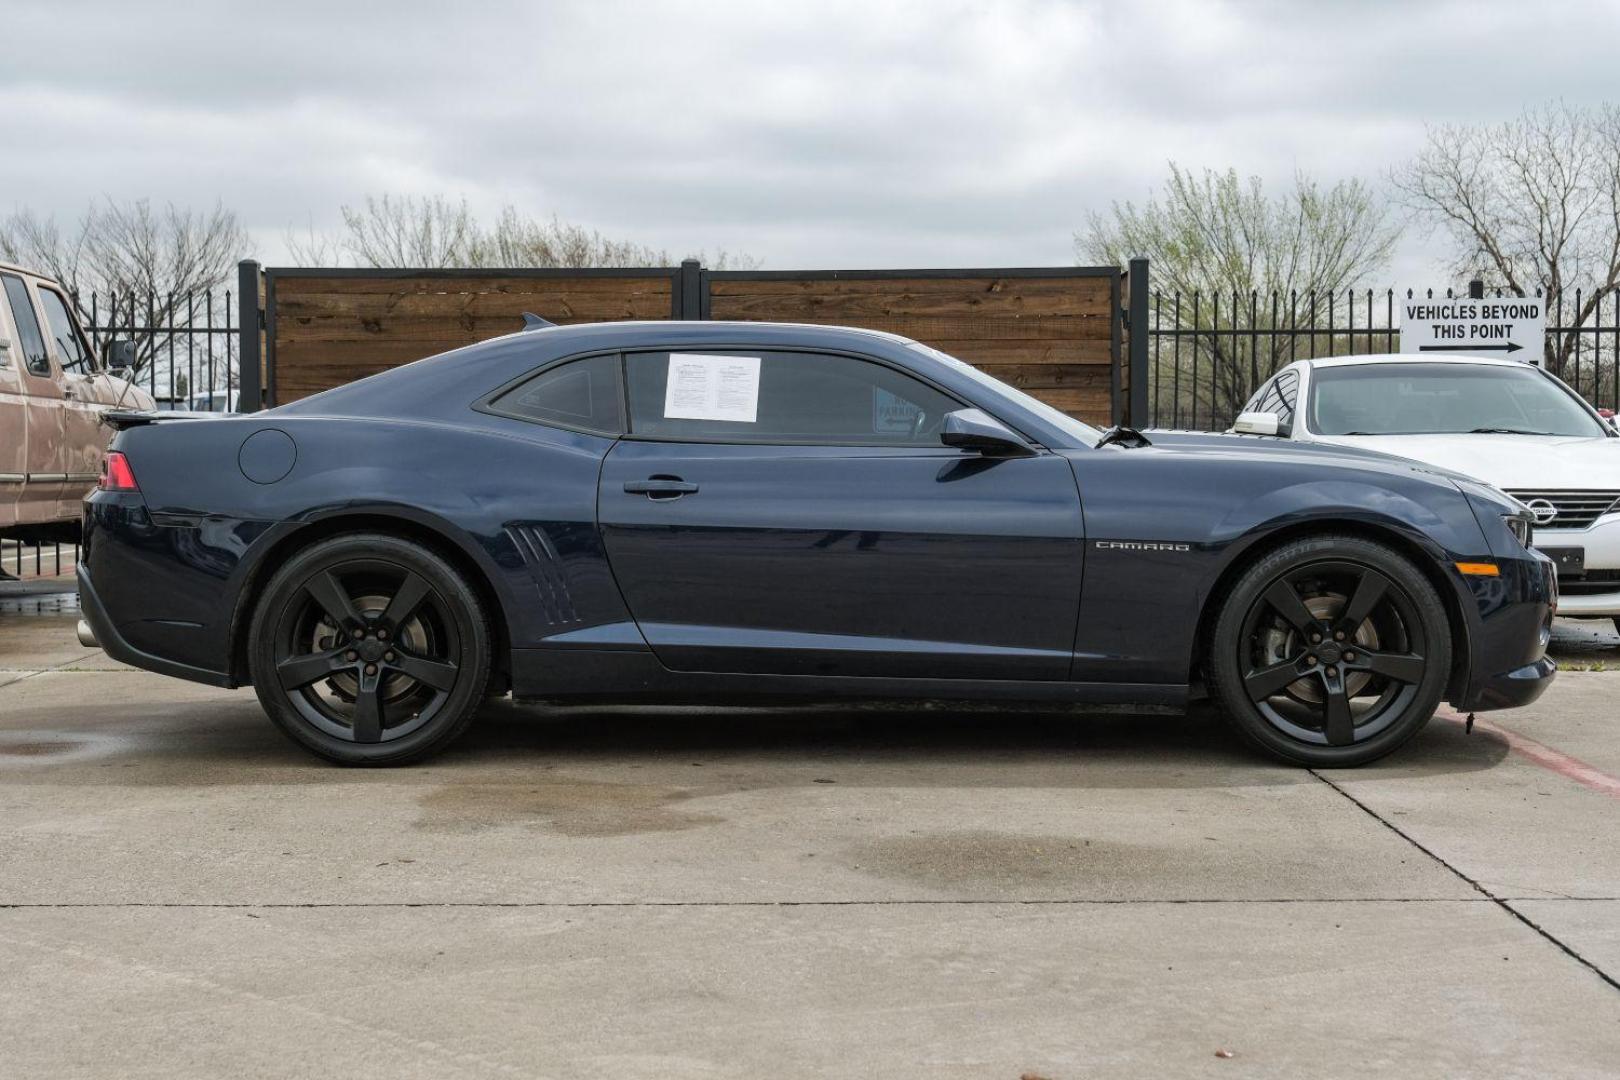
(251, 262, 1136, 426)
(263, 268, 681, 405)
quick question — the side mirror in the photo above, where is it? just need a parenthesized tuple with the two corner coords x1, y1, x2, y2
(103, 338, 136, 377)
(1233, 410, 1291, 437)
(940, 408, 1035, 457)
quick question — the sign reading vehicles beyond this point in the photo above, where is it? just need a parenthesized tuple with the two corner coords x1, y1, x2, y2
(1400, 296, 1544, 363)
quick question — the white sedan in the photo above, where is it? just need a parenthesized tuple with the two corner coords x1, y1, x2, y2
(1231, 354, 1620, 628)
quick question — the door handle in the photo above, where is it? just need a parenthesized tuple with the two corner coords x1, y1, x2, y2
(623, 478, 699, 499)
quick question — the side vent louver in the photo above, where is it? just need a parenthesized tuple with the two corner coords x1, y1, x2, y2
(505, 524, 582, 626)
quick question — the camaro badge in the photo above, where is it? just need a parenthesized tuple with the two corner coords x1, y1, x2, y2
(1094, 540, 1192, 552)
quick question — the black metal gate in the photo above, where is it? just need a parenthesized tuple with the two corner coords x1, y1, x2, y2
(1129, 260, 1620, 431)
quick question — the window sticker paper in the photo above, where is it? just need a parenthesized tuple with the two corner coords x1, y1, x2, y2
(664, 353, 761, 423)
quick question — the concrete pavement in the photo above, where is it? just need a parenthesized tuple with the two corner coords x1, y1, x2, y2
(2, 613, 1618, 1078)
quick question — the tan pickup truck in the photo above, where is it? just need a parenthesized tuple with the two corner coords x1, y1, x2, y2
(1, 260, 155, 537)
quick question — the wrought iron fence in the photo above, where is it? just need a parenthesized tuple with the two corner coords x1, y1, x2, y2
(81, 287, 241, 410)
(1, 536, 78, 581)
(1143, 285, 1620, 431)
(2, 287, 240, 585)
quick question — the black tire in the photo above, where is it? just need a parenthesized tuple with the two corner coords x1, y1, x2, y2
(248, 533, 491, 765)
(1207, 535, 1451, 767)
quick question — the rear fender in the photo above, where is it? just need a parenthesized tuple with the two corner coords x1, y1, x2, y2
(222, 503, 518, 687)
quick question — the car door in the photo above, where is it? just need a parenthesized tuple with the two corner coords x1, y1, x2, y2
(0, 272, 66, 522)
(596, 347, 1086, 680)
(0, 300, 26, 530)
(35, 284, 106, 506)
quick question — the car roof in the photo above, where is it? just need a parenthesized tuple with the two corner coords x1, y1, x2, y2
(272, 317, 1101, 449)
(0, 259, 47, 279)
(1298, 353, 1531, 371)
(517, 319, 918, 348)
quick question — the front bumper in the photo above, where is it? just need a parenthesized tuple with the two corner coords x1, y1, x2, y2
(1553, 591, 1620, 617)
(1451, 552, 1557, 713)
(1540, 517, 1620, 616)
(1463, 655, 1557, 711)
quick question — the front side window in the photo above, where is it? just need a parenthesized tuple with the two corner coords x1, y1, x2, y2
(1250, 370, 1299, 426)
(907, 341, 1100, 445)
(1, 275, 51, 377)
(1274, 371, 1299, 423)
(625, 350, 963, 445)
(1240, 382, 1272, 415)
(37, 288, 95, 375)
(1309, 362, 1607, 438)
(488, 353, 624, 434)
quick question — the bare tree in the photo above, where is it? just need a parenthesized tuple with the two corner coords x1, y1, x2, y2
(1393, 101, 1620, 375)
(0, 198, 249, 384)
(299, 195, 759, 270)
(469, 207, 670, 268)
(1081, 163, 1399, 424)
(336, 194, 478, 268)
(283, 215, 342, 267)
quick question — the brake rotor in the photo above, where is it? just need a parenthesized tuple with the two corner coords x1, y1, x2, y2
(1261, 591, 1380, 704)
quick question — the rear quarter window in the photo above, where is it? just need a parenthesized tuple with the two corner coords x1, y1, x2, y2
(487, 353, 625, 435)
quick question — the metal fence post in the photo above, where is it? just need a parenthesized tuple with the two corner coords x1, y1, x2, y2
(1127, 257, 1150, 426)
(236, 260, 262, 412)
(678, 259, 703, 320)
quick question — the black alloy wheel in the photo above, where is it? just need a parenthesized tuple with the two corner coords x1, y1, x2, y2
(1209, 535, 1451, 767)
(249, 534, 491, 765)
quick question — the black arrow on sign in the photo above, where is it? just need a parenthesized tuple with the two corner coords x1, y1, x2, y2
(1418, 341, 1524, 354)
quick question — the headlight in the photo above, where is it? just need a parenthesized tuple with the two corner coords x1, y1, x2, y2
(1453, 477, 1535, 552)
(1504, 513, 1533, 548)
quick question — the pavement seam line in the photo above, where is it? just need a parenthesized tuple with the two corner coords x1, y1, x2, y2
(0, 650, 114, 691)
(0, 897, 1585, 910)
(1309, 768, 1620, 996)
(0, 927, 536, 1079)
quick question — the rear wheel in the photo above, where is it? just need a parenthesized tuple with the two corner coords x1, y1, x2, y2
(248, 534, 491, 765)
(1208, 536, 1451, 767)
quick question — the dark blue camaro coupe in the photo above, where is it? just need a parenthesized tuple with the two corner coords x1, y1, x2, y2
(79, 320, 1556, 766)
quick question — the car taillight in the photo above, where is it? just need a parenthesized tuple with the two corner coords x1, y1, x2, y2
(100, 451, 140, 492)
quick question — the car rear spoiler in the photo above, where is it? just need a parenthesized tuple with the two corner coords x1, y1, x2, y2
(103, 410, 227, 431)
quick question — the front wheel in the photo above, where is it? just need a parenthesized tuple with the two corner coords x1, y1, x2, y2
(1207, 535, 1452, 767)
(248, 534, 492, 765)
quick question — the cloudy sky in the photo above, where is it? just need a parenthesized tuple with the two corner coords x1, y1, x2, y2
(3, 0, 1615, 286)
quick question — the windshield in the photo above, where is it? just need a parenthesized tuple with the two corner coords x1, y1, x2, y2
(906, 341, 1102, 445)
(1309, 362, 1608, 438)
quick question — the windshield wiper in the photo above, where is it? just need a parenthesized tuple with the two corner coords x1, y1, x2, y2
(1466, 427, 1558, 436)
